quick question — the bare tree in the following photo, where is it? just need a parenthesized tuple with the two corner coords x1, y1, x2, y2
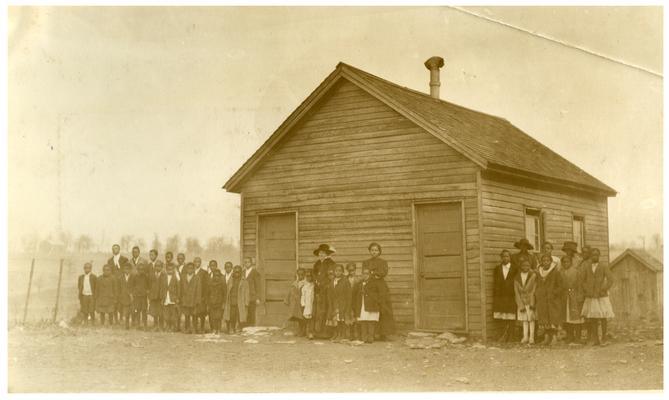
(132, 237, 147, 251)
(120, 235, 134, 253)
(185, 237, 203, 256)
(75, 235, 94, 253)
(59, 231, 73, 252)
(151, 233, 163, 254)
(165, 234, 181, 254)
(21, 233, 40, 254)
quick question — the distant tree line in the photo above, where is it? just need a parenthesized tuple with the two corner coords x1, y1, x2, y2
(18, 231, 239, 260)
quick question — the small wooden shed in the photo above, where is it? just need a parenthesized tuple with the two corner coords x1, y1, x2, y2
(224, 59, 616, 338)
(609, 249, 663, 322)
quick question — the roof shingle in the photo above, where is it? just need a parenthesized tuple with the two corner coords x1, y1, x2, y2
(341, 63, 615, 195)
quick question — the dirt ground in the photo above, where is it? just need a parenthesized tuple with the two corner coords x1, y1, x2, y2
(7, 324, 663, 393)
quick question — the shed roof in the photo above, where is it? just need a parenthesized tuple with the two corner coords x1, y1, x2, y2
(224, 62, 616, 196)
(610, 249, 663, 272)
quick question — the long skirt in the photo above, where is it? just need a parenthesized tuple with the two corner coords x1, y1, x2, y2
(581, 296, 615, 319)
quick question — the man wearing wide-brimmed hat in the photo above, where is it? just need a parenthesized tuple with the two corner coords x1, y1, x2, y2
(511, 238, 537, 271)
(312, 244, 337, 338)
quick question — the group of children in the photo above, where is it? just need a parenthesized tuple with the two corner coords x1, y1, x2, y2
(284, 242, 395, 343)
(493, 239, 615, 346)
(77, 244, 262, 334)
(77, 242, 395, 344)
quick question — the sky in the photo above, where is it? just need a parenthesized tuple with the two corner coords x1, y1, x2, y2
(7, 6, 663, 252)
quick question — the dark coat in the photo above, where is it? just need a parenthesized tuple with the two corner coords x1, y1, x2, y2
(116, 273, 133, 306)
(362, 257, 389, 278)
(493, 263, 518, 314)
(560, 266, 585, 319)
(130, 270, 149, 298)
(580, 260, 614, 298)
(535, 267, 564, 326)
(376, 276, 395, 334)
(77, 273, 97, 298)
(148, 270, 164, 301)
(313, 258, 336, 291)
(159, 273, 180, 304)
(208, 274, 227, 307)
(327, 277, 352, 321)
(106, 255, 129, 276)
(95, 274, 117, 313)
(352, 278, 381, 316)
(196, 268, 210, 299)
(245, 268, 262, 302)
(180, 273, 202, 308)
(129, 256, 148, 273)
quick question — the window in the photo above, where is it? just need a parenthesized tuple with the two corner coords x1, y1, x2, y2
(524, 208, 543, 251)
(572, 216, 585, 252)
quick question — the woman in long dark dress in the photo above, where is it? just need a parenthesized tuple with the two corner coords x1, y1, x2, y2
(362, 242, 395, 340)
(312, 244, 337, 338)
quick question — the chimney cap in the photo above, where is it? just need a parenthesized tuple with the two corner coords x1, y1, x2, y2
(424, 56, 445, 70)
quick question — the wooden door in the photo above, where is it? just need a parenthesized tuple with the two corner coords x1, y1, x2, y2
(416, 202, 466, 331)
(258, 212, 297, 326)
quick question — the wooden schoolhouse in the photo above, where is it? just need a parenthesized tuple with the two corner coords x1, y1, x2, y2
(224, 57, 616, 338)
(609, 249, 663, 323)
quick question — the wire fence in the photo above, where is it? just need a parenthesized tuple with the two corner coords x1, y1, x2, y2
(9, 253, 124, 326)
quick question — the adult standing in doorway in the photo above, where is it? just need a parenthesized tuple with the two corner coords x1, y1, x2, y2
(312, 244, 337, 338)
(363, 242, 395, 341)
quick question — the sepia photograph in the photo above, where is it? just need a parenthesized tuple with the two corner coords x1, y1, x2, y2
(5, 4, 664, 394)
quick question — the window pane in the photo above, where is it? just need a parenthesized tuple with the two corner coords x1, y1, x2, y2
(573, 219, 584, 252)
(525, 215, 537, 249)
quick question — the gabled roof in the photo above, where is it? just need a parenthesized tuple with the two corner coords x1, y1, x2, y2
(224, 62, 616, 196)
(611, 248, 663, 272)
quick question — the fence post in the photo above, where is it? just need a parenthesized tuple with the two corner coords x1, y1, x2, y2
(53, 259, 64, 323)
(22, 258, 35, 325)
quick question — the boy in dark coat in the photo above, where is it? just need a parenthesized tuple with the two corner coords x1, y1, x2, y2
(327, 264, 353, 341)
(160, 263, 181, 332)
(105, 244, 128, 324)
(95, 265, 117, 327)
(493, 250, 517, 342)
(180, 262, 201, 334)
(147, 250, 165, 331)
(193, 257, 210, 333)
(207, 268, 227, 334)
(78, 262, 97, 325)
(130, 263, 150, 330)
(535, 253, 564, 346)
(116, 263, 133, 329)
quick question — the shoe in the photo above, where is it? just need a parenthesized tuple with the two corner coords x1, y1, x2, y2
(521, 337, 528, 344)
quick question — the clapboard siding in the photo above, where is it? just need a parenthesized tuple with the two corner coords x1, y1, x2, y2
(480, 176, 610, 337)
(239, 79, 482, 333)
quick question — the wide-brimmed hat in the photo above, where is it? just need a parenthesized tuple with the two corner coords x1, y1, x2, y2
(313, 244, 336, 256)
(561, 241, 578, 252)
(513, 238, 534, 250)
